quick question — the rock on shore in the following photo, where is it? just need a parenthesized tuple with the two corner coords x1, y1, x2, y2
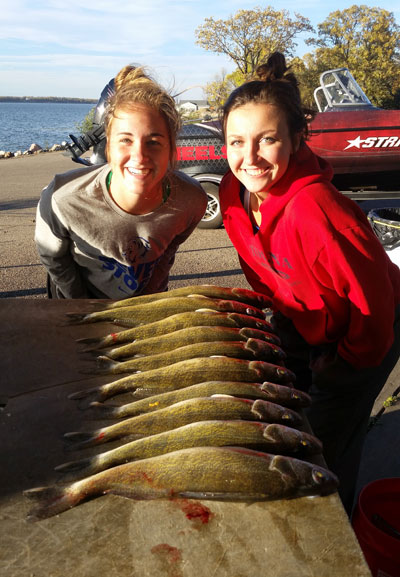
(0, 142, 66, 159)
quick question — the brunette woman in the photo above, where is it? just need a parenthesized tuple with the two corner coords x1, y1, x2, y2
(219, 52, 400, 514)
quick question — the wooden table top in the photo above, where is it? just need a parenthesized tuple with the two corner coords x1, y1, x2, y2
(0, 299, 371, 577)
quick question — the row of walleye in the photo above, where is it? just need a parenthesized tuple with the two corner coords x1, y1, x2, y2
(25, 285, 339, 521)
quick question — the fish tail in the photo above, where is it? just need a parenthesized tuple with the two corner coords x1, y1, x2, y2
(78, 332, 123, 351)
(24, 485, 81, 521)
(79, 349, 102, 359)
(86, 300, 106, 310)
(63, 430, 102, 449)
(79, 346, 102, 354)
(68, 385, 104, 401)
(72, 375, 142, 403)
(81, 356, 120, 375)
(89, 401, 121, 418)
(98, 355, 121, 371)
(54, 456, 103, 481)
(76, 336, 101, 345)
(64, 312, 91, 324)
(55, 456, 94, 474)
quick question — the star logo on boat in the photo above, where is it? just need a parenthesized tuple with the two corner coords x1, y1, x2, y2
(344, 136, 364, 150)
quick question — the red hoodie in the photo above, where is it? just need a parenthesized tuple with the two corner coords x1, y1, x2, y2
(220, 143, 400, 368)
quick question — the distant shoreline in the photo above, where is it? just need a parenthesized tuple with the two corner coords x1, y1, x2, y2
(0, 96, 97, 104)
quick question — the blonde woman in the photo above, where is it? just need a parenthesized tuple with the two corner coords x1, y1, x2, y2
(35, 65, 207, 299)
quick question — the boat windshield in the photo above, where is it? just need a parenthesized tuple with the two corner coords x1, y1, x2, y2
(313, 68, 374, 112)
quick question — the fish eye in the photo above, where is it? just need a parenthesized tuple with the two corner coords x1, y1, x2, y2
(312, 469, 326, 484)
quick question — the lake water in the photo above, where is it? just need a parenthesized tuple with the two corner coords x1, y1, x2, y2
(0, 101, 94, 152)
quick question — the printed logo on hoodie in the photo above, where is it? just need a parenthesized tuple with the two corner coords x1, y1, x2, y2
(99, 236, 157, 295)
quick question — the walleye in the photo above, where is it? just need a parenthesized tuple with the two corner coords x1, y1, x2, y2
(88, 339, 286, 376)
(66, 296, 266, 325)
(100, 326, 282, 361)
(77, 311, 278, 351)
(56, 420, 322, 479)
(104, 285, 272, 310)
(64, 396, 303, 448)
(69, 358, 296, 403)
(25, 446, 339, 521)
(90, 381, 311, 420)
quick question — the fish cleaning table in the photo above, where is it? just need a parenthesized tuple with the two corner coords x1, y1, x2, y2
(0, 299, 371, 577)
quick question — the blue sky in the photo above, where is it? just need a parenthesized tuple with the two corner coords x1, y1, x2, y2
(1, 0, 398, 100)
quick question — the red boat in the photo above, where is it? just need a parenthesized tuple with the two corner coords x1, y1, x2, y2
(309, 68, 400, 190)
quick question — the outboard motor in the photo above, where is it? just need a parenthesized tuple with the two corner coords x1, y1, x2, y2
(64, 78, 115, 166)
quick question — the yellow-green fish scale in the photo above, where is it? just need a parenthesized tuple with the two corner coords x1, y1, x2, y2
(25, 447, 338, 521)
(105, 284, 272, 310)
(57, 420, 322, 480)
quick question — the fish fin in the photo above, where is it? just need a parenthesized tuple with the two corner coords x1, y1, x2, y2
(245, 338, 266, 358)
(177, 491, 265, 501)
(24, 485, 78, 521)
(132, 387, 166, 397)
(113, 319, 137, 327)
(250, 399, 277, 422)
(109, 485, 172, 501)
(187, 294, 212, 300)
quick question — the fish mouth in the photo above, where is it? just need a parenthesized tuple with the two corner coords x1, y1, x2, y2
(312, 467, 339, 494)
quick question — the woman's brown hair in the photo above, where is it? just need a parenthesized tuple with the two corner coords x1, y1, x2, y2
(221, 52, 315, 145)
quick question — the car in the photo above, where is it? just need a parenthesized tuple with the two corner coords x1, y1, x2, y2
(175, 121, 227, 228)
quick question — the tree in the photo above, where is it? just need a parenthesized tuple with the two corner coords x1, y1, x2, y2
(195, 7, 313, 79)
(75, 106, 95, 134)
(305, 5, 400, 108)
(203, 69, 236, 110)
(288, 57, 320, 109)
